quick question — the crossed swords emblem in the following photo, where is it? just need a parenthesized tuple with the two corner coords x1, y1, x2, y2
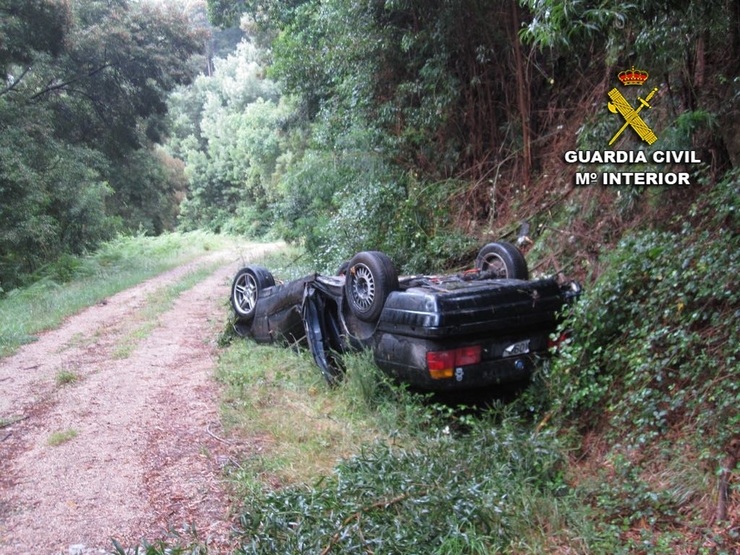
(607, 86, 659, 145)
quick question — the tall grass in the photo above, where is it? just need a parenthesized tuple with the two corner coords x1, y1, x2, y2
(216, 343, 392, 490)
(0, 231, 240, 357)
(216, 326, 607, 553)
(234, 409, 608, 554)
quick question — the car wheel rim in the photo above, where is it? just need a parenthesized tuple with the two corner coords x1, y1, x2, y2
(234, 273, 258, 313)
(351, 263, 375, 312)
(482, 253, 508, 278)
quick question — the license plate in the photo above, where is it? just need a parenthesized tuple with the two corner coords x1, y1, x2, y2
(503, 339, 530, 356)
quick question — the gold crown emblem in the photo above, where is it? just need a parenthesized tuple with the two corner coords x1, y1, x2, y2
(618, 66, 649, 86)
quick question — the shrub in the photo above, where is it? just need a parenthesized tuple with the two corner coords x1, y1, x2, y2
(543, 171, 739, 542)
(551, 174, 738, 450)
(236, 415, 581, 554)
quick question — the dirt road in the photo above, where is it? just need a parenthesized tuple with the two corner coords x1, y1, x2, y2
(0, 242, 279, 554)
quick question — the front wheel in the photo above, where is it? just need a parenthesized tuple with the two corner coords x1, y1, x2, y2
(231, 266, 275, 322)
(475, 241, 529, 280)
(344, 251, 398, 322)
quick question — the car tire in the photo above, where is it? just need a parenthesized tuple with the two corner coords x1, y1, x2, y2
(231, 265, 275, 322)
(345, 251, 398, 322)
(475, 241, 529, 279)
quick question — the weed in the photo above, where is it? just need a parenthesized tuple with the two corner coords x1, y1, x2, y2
(337, 350, 438, 437)
(235, 415, 600, 553)
(214, 265, 611, 552)
(112, 525, 209, 555)
(55, 370, 79, 386)
(0, 415, 26, 430)
(48, 428, 78, 446)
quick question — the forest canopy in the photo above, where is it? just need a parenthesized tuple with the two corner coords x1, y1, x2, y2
(0, 0, 204, 289)
(173, 0, 737, 272)
(2, 0, 738, 286)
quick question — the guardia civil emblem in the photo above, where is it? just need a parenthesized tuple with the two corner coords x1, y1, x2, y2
(607, 66, 659, 146)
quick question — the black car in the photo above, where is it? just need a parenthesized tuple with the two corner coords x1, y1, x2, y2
(230, 242, 580, 391)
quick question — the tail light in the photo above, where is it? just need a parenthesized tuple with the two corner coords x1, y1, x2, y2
(427, 345, 482, 379)
(548, 331, 571, 352)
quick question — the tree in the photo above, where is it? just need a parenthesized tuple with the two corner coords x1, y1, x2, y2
(0, 0, 206, 289)
(28, 1, 205, 157)
(206, 0, 309, 29)
(192, 0, 540, 267)
(0, 0, 69, 79)
(192, 0, 737, 274)
(520, 0, 738, 166)
(170, 40, 286, 233)
(0, 98, 115, 280)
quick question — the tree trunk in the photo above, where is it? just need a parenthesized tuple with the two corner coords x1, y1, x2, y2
(716, 438, 739, 522)
(510, 1, 531, 186)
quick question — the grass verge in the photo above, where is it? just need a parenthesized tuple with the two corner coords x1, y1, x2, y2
(216, 339, 423, 492)
(216, 245, 439, 490)
(217, 334, 607, 553)
(0, 231, 242, 357)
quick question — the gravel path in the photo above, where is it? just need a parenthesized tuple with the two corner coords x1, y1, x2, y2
(0, 242, 280, 554)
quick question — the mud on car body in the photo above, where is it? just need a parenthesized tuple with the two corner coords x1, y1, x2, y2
(230, 242, 580, 392)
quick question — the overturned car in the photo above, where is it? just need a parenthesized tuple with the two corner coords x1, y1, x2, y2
(230, 242, 580, 392)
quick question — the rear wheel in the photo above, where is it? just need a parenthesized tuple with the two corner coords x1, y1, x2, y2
(345, 251, 398, 322)
(475, 241, 529, 279)
(231, 266, 275, 321)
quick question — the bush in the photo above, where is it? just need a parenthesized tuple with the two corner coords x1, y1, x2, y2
(550, 173, 739, 454)
(556, 185, 740, 444)
(236, 415, 583, 554)
(541, 172, 739, 545)
(276, 151, 479, 274)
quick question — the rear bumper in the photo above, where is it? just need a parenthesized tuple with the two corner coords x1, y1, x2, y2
(372, 332, 544, 391)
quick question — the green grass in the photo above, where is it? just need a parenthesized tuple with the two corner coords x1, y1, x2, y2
(55, 370, 79, 386)
(214, 328, 604, 553)
(216, 328, 600, 553)
(217, 342, 389, 490)
(234, 418, 607, 554)
(47, 428, 78, 446)
(0, 231, 243, 357)
(235, 243, 313, 281)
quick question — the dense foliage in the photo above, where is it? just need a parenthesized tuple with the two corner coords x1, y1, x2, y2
(552, 174, 739, 450)
(177, 0, 738, 274)
(530, 173, 739, 551)
(0, 0, 204, 290)
(174, 0, 558, 271)
(238, 422, 575, 554)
